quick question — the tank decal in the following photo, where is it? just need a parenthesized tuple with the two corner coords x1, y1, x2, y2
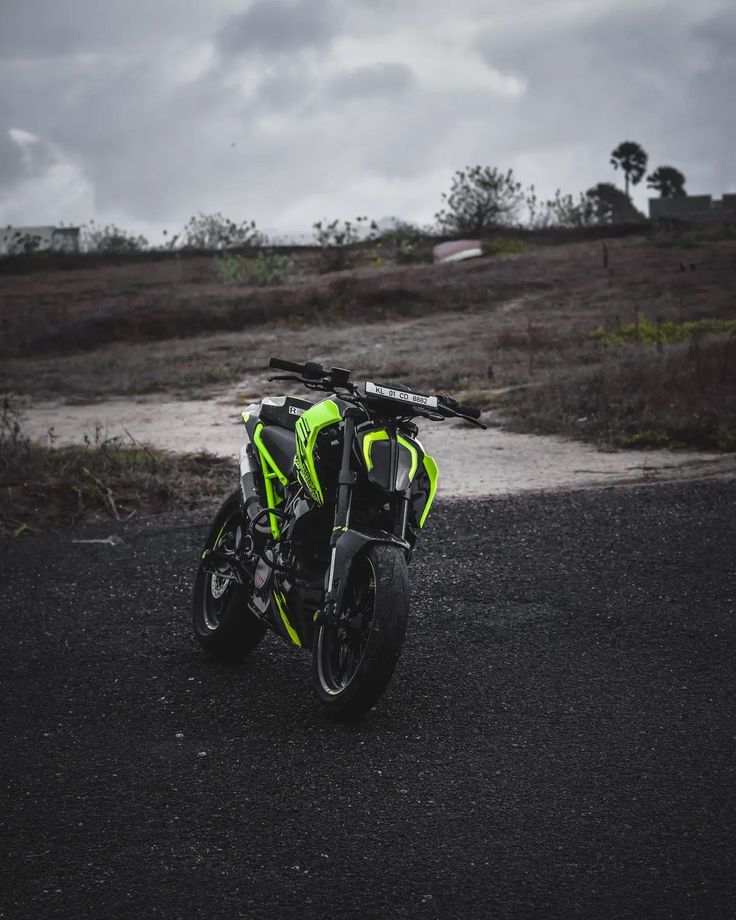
(294, 398, 342, 505)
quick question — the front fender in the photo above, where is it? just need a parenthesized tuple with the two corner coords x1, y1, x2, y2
(325, 527, 409, 618)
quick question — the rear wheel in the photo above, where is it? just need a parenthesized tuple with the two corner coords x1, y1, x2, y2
(193, 491, 266, 663)
(313, 543, 409, 719)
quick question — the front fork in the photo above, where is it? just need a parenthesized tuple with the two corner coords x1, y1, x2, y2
(320, 411, 410, 626)
(321, 411, 360, 622)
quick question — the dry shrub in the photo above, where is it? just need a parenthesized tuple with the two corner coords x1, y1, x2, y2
(0, 400, 236, 532)
(500, 335, 736, 450)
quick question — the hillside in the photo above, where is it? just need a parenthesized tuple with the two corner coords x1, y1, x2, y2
(2, 226, 735, 450)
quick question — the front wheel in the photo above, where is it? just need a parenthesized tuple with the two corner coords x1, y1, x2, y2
(313, 543, 409, 719)
(193, 491, 266, 663)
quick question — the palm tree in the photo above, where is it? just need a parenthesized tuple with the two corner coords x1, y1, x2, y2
(646, 166, 686, 198)
(610, 141, 649, 198)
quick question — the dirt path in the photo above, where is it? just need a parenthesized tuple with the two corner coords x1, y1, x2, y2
(20, 391, 735, 496)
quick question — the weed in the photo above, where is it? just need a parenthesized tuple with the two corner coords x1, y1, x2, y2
(620, 429, 684, 450)
(0, 398, 236, 531)
(482, 237, 533, 256)
(182, 213, 264, 250)
(249, 251, 292, 286)
(83, 221, 148, 253)
(376, 221, 433, 265)
(655, 222, 736, 249)
(213, 253, 245, 284)
(591, 313, 736, 347)
(313, 217, 377, 272)
(499, 338, 736, 450)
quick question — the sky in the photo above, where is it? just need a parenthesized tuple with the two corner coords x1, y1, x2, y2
(1, 0, 734, 242)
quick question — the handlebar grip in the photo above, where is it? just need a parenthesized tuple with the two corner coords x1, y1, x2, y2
(456, 403, 482, 419)
(303, 361, 325, 380)
(269, 357, 305, 374)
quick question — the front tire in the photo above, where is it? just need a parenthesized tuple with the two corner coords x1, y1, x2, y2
(313, 543, 409, 719)
(193, 491, 266, 663)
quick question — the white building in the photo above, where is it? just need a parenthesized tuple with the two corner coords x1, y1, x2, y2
(0, 225, 80, 255)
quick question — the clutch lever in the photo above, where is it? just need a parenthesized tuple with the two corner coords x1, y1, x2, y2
(268, 374, 333, 393)
(267, 374, 307, 383)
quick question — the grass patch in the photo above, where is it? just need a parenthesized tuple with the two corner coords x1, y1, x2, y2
(0, 400, 236, 532)
(655, 222, 736, 249)
(498, 337, 736, 450)
(482, 237, 533, 256)
(591, 313, 736, 347)
(213, 252, 250, 284)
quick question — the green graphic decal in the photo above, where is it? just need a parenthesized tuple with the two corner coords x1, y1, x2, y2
(397, 435, 419, 482)
(274, 590, 301, 647)
(362, 429, 389, 471)
(362, 429, 420, 487)
(294, 399, 342, 505)
(419, 454, 439, 528)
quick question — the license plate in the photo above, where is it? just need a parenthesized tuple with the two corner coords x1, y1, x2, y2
(365, 381, 438, 409)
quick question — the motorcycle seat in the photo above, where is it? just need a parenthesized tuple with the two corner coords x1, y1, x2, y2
(260, 424, 296, 479)
(259, 396, 313, 432)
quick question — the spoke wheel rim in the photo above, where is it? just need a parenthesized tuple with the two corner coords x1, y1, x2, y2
(317, 555, 376, 695)
(202, 515, 241, 631)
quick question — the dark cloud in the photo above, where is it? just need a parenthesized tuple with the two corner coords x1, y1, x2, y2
(0, 132, 27, 188)
(216, 0, 338, 58)
(473, 2, 735, 197)
(326, 63, 414, 100)
(0, 0, 733, 233)
(0, 129, 58, 189)
(689, 7, 736, 188)
(0, 0, 210, 58)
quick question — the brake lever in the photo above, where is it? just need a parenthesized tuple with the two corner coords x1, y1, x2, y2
(457, 413, 487, 430)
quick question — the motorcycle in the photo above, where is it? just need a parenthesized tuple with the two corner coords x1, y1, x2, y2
(192, 357, 484, 718)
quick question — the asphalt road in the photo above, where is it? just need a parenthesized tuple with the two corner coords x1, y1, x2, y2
(1, 481, 735, 920)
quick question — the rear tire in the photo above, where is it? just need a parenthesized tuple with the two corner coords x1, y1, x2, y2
(193, 491, 266, 663)
(313, 543, 409, 719)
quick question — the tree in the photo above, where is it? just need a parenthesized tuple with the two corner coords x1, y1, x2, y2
(646, 165, 686, 198)
(5, 230, 43, 255)
(83, 221, 148, 253)
(181, 212, 264, 250)
(526, 187, 596, 228)
(312, 217, 377, 272)
(435, 166, 524, 235)
(585, 183, 646, 224)
(610, 141, 648, 198)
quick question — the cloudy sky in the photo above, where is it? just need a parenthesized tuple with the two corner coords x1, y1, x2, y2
(1, 0, 734, 241)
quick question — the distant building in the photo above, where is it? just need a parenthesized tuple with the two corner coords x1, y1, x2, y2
(648, 195, 736, 221)
(0, 225, 81, 255)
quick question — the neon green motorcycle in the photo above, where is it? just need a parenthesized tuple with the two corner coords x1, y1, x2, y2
(193, 358, 484, 718)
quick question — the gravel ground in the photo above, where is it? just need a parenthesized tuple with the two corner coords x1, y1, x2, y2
(1, 481, 735, 919)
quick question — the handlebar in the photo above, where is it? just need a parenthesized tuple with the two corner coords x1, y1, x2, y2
(455, 403, 481, 420)
(438, 394, 482, 420)
(269, 357, 319, 376)
(269, 357, 350, 386)
(268, 357, 484, 425)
